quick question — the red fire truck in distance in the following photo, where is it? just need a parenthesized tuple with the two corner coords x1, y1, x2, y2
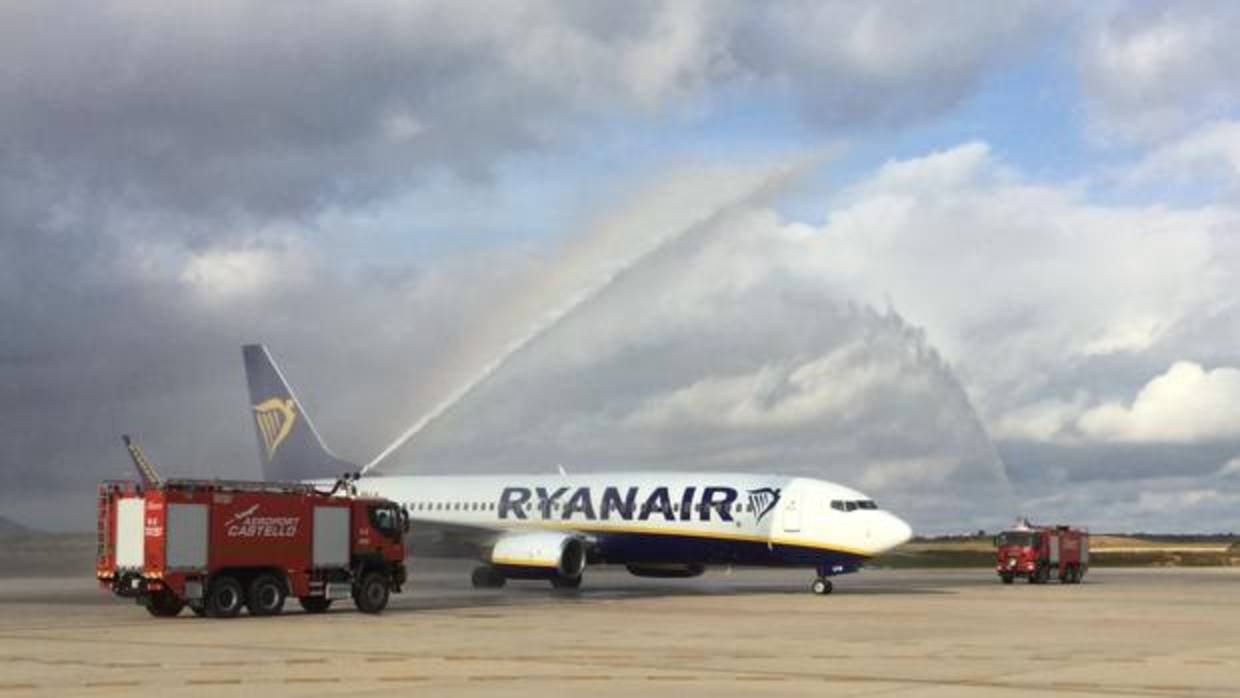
(97, 477, 408, 617)
(994, 519, 1089, 585)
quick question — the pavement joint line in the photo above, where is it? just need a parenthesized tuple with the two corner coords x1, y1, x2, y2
(0, 685, 38, 691)
(186, 678, 243, 685)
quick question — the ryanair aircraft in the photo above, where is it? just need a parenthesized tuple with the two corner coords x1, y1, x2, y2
(244, 344, 913, 595)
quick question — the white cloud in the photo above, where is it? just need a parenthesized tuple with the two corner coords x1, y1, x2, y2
(1219, 458, 1240, 478)
(625, 341, 894, 430)
(179, 241, 310, 302)
(1080, 5, 1240, 144)
(1077, 362, 1240, 443)
(1126, 120, 1240, 192)
(991, 395, 1088, 443)
(799, 143, 1237, 423)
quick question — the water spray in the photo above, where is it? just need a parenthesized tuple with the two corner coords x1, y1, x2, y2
(361, 157, 821, 474)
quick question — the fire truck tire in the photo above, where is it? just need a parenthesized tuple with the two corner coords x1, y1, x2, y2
(298, 597, 332, 613)
(246, 575, 286, 616)
(471, 565, 506, 589)
(145, 589, 185, 617)
(1000, 573, 1014, 584)
(353, 572, 390, 614)
(205, 576, 245, 618)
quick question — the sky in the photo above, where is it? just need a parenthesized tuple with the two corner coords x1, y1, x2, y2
(3, 1, 1239, 534)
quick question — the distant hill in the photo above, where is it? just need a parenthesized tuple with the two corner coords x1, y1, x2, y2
(0, 514, 31, 537)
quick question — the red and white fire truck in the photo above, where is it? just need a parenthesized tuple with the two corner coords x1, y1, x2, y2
(96, 475, 408, 618)
(994, 519, 1088, 585)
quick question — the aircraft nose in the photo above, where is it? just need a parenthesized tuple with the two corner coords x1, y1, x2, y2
(872, 512, 913, 554)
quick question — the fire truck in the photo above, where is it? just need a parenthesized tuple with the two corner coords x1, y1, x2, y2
(96, 446, 408, 618)
(994, 519, 1088, 585)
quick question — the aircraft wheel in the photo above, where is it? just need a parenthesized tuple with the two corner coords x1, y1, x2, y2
(811, 577, 833, 595)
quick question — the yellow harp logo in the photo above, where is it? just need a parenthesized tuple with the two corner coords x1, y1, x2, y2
(253, 398, 298, 461)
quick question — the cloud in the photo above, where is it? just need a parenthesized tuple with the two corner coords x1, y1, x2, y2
(1220, 458, 1240, 478)
(0, 1, 1057, 225)
(1125, 120, 1240, 193)
(1079, 4, 1240, 144)
(797, 142, 1238, 430)
(1077, 362, 1240, 443)
(178, 240, 313, 302)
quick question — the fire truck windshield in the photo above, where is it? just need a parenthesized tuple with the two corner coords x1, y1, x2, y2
(369, 505, 401, 538)
(996, 532, 1035, 547)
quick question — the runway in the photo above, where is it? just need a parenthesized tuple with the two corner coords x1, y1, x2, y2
(1, 563, 1238, 697)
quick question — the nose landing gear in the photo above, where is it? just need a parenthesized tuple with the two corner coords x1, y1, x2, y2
(811, 577, 833, 595)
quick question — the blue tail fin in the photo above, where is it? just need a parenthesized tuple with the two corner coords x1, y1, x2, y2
(242, 344, 356, 482)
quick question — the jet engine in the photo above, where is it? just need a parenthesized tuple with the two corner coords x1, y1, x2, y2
(489, 531, 587, 580)
(625, 563, 706, 578)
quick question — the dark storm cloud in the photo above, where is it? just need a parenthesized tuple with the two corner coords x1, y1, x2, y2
(998, 440, 1240, 485)
(1, 1, 1060, 222)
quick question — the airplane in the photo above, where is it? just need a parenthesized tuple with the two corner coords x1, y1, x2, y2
(243, 343, 913, 595)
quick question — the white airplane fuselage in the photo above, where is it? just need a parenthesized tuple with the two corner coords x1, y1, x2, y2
(337, 471, 912, 572)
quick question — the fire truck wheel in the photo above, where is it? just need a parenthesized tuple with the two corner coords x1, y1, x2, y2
(471, 565, 506, 589)
(246, 575, 286, 616)
(145, 589, 185, 617)
(1000, 573, 1014, 584)
(354, 572, 390, 614)
(205, 576, 244, 618)
(811, 577, 833, 595)
(298, 597, 332, 613)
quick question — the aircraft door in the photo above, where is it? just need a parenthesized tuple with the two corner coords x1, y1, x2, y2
(781, 496, 801, 533)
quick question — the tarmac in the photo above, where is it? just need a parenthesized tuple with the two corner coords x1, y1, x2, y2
(1, 561, 1238, 697)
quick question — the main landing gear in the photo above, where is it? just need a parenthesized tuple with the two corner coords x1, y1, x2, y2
(811, 577, 834, 595)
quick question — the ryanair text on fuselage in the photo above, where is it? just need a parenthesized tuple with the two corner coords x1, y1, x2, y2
(497, 485, 781, 523)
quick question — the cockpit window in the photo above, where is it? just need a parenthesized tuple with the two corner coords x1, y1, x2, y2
(857, 500, 878, 510)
